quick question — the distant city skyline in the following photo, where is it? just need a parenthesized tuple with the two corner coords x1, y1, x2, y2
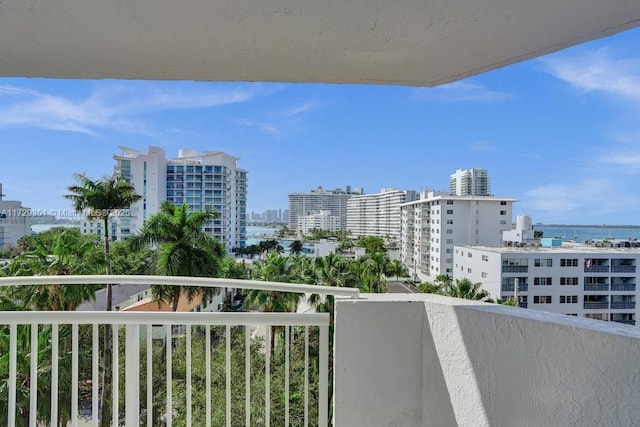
(2, 28, 640, 224)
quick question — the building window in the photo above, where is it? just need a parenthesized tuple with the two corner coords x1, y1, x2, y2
(533, 296, 552, 304)
(446, 239, 453, 244)
(560, 277, 579, 286)
(446, 229, 453, 234)
(467, 268, 472, 273)
(534, 258, 553, 267)
(500, 201, 507, 205)
(560, 258, 579, 267)
(446, 219, 453, 225)
(446, 209, 453, 214)
(534, 277, 553, 286)
(500, 210, 507, 215)
(446, 200, 454, 205)
(468, 252, 472, 258)
(560, 296, 578, 304)
(481, 272, 488, 278)
(482, 255, 489, 261)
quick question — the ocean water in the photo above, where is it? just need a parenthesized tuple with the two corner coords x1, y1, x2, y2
(532, 225, 640, 243)
(246, 225, 278, 246)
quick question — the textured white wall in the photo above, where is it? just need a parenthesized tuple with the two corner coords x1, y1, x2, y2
(2, 0, 640, 85)
(335, 294, 640, 426)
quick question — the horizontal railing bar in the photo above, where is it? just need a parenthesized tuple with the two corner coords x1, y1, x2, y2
(0, 311, 330, 326)
(0, 275, 360, 297)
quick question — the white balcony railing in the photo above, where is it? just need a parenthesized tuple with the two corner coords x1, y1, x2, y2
(0, 275, 359, 427)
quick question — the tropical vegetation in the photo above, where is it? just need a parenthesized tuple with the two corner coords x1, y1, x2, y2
(129, 201, 226, 311)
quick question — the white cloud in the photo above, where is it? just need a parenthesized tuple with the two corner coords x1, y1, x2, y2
(543, 49, 640, 102)
(0, 83, 271, 136)
(412, 81, 511, 102)
(467, 140, 499, 152)
(233, 98, 321, 136)
(525, 178, 640, 221)
(603, 154, 640, 167)
(233, 119, 281, 135)
(282, 100, 320, 117)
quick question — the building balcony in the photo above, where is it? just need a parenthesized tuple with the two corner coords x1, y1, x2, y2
(500, 283, 528, 292)
(2, 276, 640, 426)
(584, 284, 610, 292)
(501, 266, 528, 273)
(611, 302, 636, 310)
(612, 319, 636, 326)
(611, 266, 636, 273)
(611, 284, 636, 292)
(584, 302, 609, 310)
(584, 266, 609, 273)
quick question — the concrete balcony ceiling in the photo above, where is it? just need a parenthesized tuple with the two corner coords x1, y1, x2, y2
(0, 0, 639, 85)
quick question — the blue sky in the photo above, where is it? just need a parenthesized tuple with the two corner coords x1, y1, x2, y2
(1, 28, 640, 225)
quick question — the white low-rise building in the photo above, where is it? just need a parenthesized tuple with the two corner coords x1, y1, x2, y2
(453, 242, 640, 326)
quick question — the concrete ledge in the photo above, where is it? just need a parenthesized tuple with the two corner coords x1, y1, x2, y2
(335, 294, 640, 426)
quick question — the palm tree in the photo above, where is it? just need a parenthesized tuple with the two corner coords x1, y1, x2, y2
(244, 253, 303, 352)
(4, 229, 103, 311)
(362, 252, 390, 293)
(387, 259, 406, 282)
(65, 174, 140, 427)
(289, 239, 304, 255)
(418, 274, 453, 295)
(64, 174, 141, 309)
(259, 239, 284, 256)
(129, 202, 226, 311)
(218, 257, 248, 280)
(443, 278, 489, 300)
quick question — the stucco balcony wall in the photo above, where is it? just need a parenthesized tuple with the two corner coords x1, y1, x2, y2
(334, 294, 640, 426)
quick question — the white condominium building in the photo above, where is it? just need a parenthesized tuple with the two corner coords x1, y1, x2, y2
(0, 183, 33, 248)
(454, 240, 640, 327)
(299, 210, 341, 234)
(101, 146, 247, 250)
(288, 186, 363, 234)
(347, 188, 417, 244)
(401, 190, 515, 279)
(450, 168, 490, 196)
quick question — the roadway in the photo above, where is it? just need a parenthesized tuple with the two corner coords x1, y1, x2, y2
(387, 280, 420, 294)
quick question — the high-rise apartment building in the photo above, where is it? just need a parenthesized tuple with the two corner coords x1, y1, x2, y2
(103, 146, 247, 249)
(288, 186, 363, 234)
(347, 188, 417, 244)
(401, 190, 515, 279)
(450, 168, 490, 196)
